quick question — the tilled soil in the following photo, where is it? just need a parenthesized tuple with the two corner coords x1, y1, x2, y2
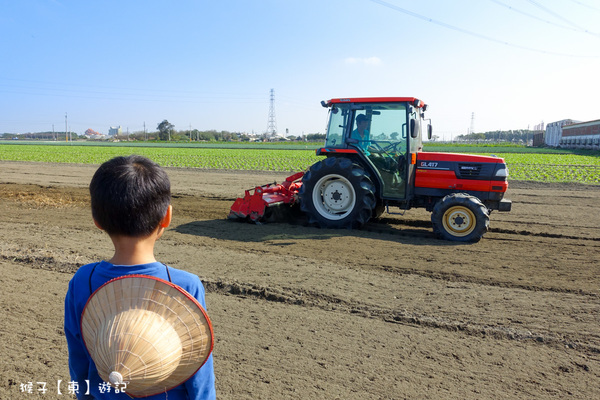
(1, 161, 599, 399)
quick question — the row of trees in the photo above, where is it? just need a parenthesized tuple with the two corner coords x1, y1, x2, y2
(153, 120, 247, 141)
(2, 126, 536, 144)
(454, 130, 538, 143)
(1, 131, 79, 140)
(119, 120, 324, 142)
(2, 119, 326, 142)
(2, 120, 325, 142)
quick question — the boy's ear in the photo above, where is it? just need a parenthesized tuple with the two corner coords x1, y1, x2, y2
(93, 218, 103, 230)
(160, 205, 173, 228)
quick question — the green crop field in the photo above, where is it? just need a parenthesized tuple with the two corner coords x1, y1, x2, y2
(0, 143, 319, 172)
(0, 142, 599, 185)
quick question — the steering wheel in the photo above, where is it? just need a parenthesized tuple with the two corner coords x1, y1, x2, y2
(368, 141, 408, 175)
(369, 141, 402, 156)
(368, 142, 385, 154)
(383, 141, 404, 153)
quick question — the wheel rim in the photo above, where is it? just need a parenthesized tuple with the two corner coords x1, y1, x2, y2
(312, 174, 356, 220)
(442, 205, 476, 237)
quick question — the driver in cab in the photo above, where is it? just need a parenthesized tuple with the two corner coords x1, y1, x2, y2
(351, 114, 371, 155)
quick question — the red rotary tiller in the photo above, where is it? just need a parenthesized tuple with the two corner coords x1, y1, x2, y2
(228, 171, 304, 223)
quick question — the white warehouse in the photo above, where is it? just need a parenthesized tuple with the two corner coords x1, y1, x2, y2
(545, 119, 579, 147)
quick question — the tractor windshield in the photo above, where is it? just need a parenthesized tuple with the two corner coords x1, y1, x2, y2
(324, 106, 348, 148)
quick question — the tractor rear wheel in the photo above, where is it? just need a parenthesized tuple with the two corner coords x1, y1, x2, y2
(299, 157, 376, 229)
(372, 200, 386, 220)
(431, 193, 489, 242)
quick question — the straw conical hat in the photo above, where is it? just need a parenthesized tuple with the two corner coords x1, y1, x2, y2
(81, 275, 213, 398)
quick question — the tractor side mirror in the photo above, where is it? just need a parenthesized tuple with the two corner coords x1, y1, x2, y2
(410, 120, 418, 138)
(428, 124, 433, 140)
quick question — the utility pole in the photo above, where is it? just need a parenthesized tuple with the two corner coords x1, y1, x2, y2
(143, 121, 146, 141)
(469, 112, 475, 135)
(65, 113, 68, 142)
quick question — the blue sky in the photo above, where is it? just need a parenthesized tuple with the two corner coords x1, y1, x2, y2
(1, 0, 599, 139)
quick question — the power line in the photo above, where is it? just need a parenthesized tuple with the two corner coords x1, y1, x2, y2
(524, 0, 600, 37)
(0, 85, 267, 105)
(566, 0, 600, 13)
(0, 77, 267, 104)
(367, 0, 599, 57)
(488, 0, 600, 38)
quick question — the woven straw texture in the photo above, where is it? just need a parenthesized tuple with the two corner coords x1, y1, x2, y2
(81, 275, 213, 398)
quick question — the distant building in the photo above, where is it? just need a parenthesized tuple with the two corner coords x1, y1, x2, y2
(84, 128, 105, 139)
(532, 132, 545, 147)
(545, 119, 579, 147)
(560, 119, 600, 150)
(108, 126, 122, 136)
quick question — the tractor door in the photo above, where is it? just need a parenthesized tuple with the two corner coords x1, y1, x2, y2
(352, 103, 409, 199)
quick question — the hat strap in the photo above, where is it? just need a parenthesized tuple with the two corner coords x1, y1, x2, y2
(165, 264, 172, 282)
(88, 262, 100, 295)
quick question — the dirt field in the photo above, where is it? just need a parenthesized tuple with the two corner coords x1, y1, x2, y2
(1, 160, 599, 399)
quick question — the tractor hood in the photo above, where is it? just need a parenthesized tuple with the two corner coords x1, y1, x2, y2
(415, 151, 509, 195)
(417, 152, 507, 165)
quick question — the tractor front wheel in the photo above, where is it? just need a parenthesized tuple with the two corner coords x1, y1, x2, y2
(431, 193, 489, 242)
(299, 157, 376, 229)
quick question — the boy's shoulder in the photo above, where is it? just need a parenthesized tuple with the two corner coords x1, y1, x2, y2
(166, 265, 204, 290)
(66, 262, 104, 305)
(70, 261, 101, 284)
(166, 264, 199, 280)
(161, 265, 208, 308)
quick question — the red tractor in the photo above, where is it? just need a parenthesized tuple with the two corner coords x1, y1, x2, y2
(230, 97, 511, 242)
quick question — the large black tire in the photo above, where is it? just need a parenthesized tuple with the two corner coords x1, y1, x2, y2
(431, 193, 490, 242)
(372, 200, 386, 220)
(299, 157, 376, 229)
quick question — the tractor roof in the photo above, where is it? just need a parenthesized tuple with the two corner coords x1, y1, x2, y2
(325, 97, 426, 108)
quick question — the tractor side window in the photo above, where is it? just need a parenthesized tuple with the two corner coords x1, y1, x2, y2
(325, 107, 346, 148)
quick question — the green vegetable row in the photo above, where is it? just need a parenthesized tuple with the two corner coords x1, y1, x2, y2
(0, 144, 598, 184)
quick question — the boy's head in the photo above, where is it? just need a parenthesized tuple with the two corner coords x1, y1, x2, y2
(90, 155, 171, 237)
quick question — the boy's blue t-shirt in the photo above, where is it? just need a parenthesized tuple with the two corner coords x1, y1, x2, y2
(64, 261, 216, 400)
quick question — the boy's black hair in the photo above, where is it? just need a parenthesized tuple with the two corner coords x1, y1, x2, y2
(89, 155, 171, 237)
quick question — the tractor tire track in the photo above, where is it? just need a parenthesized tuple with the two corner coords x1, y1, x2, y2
(202, 278, 600, 355)
(366, 217, 600, 242)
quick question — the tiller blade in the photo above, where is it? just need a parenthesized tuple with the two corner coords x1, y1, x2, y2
(229, 171, 304, 223)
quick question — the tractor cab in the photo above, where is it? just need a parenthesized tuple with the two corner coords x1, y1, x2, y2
(319, 97, 430, 200)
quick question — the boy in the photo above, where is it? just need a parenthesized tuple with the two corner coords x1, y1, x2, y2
(64, 155, 216, 399)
